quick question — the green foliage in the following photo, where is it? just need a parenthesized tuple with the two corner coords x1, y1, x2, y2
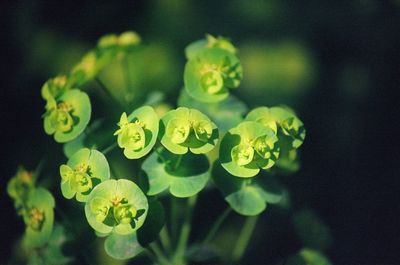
(114, 106, 159, 159)
(159, 107, 219, 154)
(84, 179, 148, 236)
(141, 148, 210, 198)
(27, 225, 72, 265)
(293, 209, 333, 251)
(9, 31, 313, 264)
(212, 163, 283, 216)
(286, 248, 332, 265)
(59, 148, 110, 202)
(104, 233, 144, 260)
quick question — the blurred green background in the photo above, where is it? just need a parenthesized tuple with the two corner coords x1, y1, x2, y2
(1, 0, 400, 264)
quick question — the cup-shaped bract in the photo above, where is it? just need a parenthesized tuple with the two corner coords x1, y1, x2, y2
(220, 121, 279, 178)
(41, 75, 73, 101)
(114, 106, 159, 159)
(159, 107, 219, 154)
(185, 34, 237, 60)
(43, 89, 91, 143)
(246, 106, 306, 149)
(184, 47, 242, 103)
(60, 148, 110, 202)
(85, 179, 148, 236)
(23, 188, 55, 249)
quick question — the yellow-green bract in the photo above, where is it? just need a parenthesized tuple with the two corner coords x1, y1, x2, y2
(185, 34, 237, 60)
(114, 106, 159, 159)
(43, 89, 91, 143)
(7, 167, 35, 215)
(59, 148, 110, 202)
(245, 106, 306, 150)
(23, 188, 55, 249)
(184, 47, 242, 103)
(220, 121, 280, 178)
(84, 179, 148, 236)
(159, 107, 219, 154)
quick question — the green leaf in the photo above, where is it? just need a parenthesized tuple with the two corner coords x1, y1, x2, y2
(293, 209, 333, 251)
(159, 107, 219, 155)
(286, 248, 332, 265)
(85, 179, 148, 236)
(104, 232, 144, 260)
(178, 89, 247, 132)
(27, 224, 73, 265)
(137, 198, 165, 246)
(43, 89, 91, 143)
(184, 48, 242, 103)
(141, 149, 210, 198)
(115, 106, 159, 159)
(23, 188, 55, 249)
(212, 162, 283, 216)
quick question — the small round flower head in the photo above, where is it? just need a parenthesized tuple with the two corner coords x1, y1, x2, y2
(59, 148, 110, 202)
(184, 47, 242, 103)
(114, 106, 159, 159)
(98, 31, 141, 50)
(246, 106, 306, 149)
(7, 167, 35, 215)
(160, 107, 219, 154)
(23, 188, 55, 249)
(41, 75, 72, 101)
(220, 121, 280, 178)
(85, 179, 148, 236)
(43, 89, 91, 143)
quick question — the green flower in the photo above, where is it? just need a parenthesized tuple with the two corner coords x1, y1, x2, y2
(43, 89, 91, 143)
(159, 107, 219, 154)
(23, 188, 55, 249)
(70, 50, 114, 86)
(98, 31, 141, 51)
(114, 106, 159, 159)
(246, 106, 306, 149)
(220, 121, 279, 178)
(41, 75, 73, 101)
(85, 179, 148, 236)
(184, 47, 242, 102)
(59, 148, 110, 202)
(7, 167, 35, 215)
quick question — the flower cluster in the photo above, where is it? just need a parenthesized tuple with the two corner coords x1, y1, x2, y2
(7, 167, 55, 249)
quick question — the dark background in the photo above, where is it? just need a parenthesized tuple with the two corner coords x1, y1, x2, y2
(1, 0, 400, 264)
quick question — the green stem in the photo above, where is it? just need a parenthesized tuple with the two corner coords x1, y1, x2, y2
(203, 207, 232, 245)
(170, 196, 179, 246)
(173, 195, 198, 265)
(173, 155, 183, 171)
(231, 216, 259, 263)
(149, 242, 172, 265)
(159, 225, 172, 254)
(101, 142, 117, 155)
